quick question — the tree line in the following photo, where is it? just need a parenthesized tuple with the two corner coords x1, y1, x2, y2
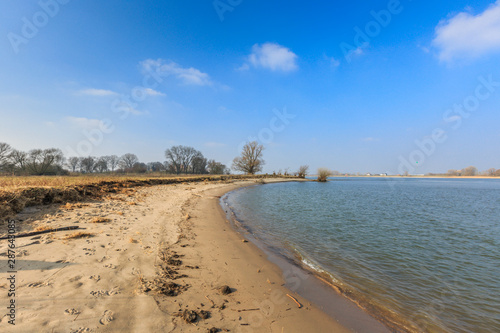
(0, 142, 229, 176)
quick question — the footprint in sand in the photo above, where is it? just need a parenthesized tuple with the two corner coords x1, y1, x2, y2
(99, 310, 114, 325)
(64, 308, 81, 315)
(103, 264, 116, 269)
(70, 328, 91, 333)
(89, 275, 100, 282)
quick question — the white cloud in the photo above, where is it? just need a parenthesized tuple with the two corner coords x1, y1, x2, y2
(142, 88, 165, 96)
(244, 43, 298, 72)
(204, 141, 226, 148)
(66, 117, 105, 129)
(78, 88, 118, 96)
(432, 1, 500, 62)
(141, 59, 213, 86)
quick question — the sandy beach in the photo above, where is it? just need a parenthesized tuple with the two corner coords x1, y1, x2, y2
(0, 179, 389, 332)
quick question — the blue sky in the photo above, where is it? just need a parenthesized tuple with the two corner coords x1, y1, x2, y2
(1, 0, 499, 174)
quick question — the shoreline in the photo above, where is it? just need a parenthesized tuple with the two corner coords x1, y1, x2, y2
(0, 178, 393, 332)
(221, 183, 400, 333)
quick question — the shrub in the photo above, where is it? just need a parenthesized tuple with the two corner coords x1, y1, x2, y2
(317, 168, 333, 182)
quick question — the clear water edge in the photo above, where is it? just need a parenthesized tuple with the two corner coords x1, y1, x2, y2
(222, 178, 500, 333)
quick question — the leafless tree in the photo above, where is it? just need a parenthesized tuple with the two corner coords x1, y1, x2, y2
(232, 141, 265, 174)
(165, 145, 201, 174)
(25, 148, 64, 175)
(485, 168, 496, 176)
(207, 159, 228, 175)
(79, 156, 96, 173)
(461, 166, 478, 177)
(67, 157, 80, 172)
(317, 168, 333, 182)
(191, 152, 207, 174)
(119, 153, 139, 170)
(147, 162, 165, 172)
(106, 155, 120, 172)
(0, 142, 12, 170)
(95, 157, 109, 173)
(297, 165, 309, 178)
(9, 150, 28, 171)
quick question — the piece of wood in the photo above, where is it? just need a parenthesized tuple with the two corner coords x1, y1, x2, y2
(0, 226, 79, 240)
(286, 294, 302, 308)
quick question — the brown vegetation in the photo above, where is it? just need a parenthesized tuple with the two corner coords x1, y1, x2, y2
(317, 168, 333, 182)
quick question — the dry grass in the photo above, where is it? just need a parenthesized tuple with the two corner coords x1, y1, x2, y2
(0, 173, 240, 191)
(63, 231, 94, 240)
(33, 225, 54, 232)
(127, 202, 137, 206)
(61, 202, 89, 210)
(91, 217, 112, 223)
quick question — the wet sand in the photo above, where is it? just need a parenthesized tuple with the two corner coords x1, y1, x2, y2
(0, 179, 391, 332)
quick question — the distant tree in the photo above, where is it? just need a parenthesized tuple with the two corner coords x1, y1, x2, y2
(0, 142, 12, 171)
(447, 169, 460, 176)
(317, 168, 333, 182)
(106, 155, 120, 172)
(119, 153, 139, 171)
(94, 157, 109, 173)
(191, 152, 208, 174)
(80, 156, 96, 173)
(9, 150, 28, 172)
(207, 159, 228, 175)
(165, 145, 202, 174)
(131, 162, 147, 173)
(461, 166, 478, 177)
(495, 169, 500, 177)
(485, 168, 496, 176)
(232, 141, 265, 174)
(67, 157, 80, 172)
(297, 165, 309, 178)
(147, 162, 165, 172)
(25, 148, 64, 175)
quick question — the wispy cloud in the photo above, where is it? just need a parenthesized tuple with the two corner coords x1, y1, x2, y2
(204, 141, 226, 148)
(66, 116, 105, 129)
(142, 88, 165, 96)
(141, 59, 213, 86)
(432, 1, 500, 62)
(78, 88, 118, 96)
(242, 43, 298, 72)
(362, 137, 380, 142)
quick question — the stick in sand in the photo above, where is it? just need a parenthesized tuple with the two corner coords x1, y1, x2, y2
(286, 294, 302, 308)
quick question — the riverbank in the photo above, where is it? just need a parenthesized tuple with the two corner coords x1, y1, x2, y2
(0, 178, 383, 332)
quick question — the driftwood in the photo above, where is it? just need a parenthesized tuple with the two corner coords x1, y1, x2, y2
(286, 294, 302, 308)
(0, 226, 79, 240)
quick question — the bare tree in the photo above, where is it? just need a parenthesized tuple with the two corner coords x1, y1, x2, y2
(95, 157, 109, 173)
(191, 152, 207, 174)
(9, 149, 28, 171)
(0, 142, 12, 170)
(165, 146, 201, 174)
(461, 166, 478, 177)
(80, 156, 96, 173)
(25, 148, 64, 175)
(106, 155, 120, 172)
(297, 165, 309, 178)
(317, 168, 333, 182)
(67, 157, 80, 172)
(447, 169, 460, 176)
(147, 162, 165, 172)
(232, 141, 265, 174)
(485, 168, 496, 176)
(207, 159, 228, 175)
(119, 153, 139, 171)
